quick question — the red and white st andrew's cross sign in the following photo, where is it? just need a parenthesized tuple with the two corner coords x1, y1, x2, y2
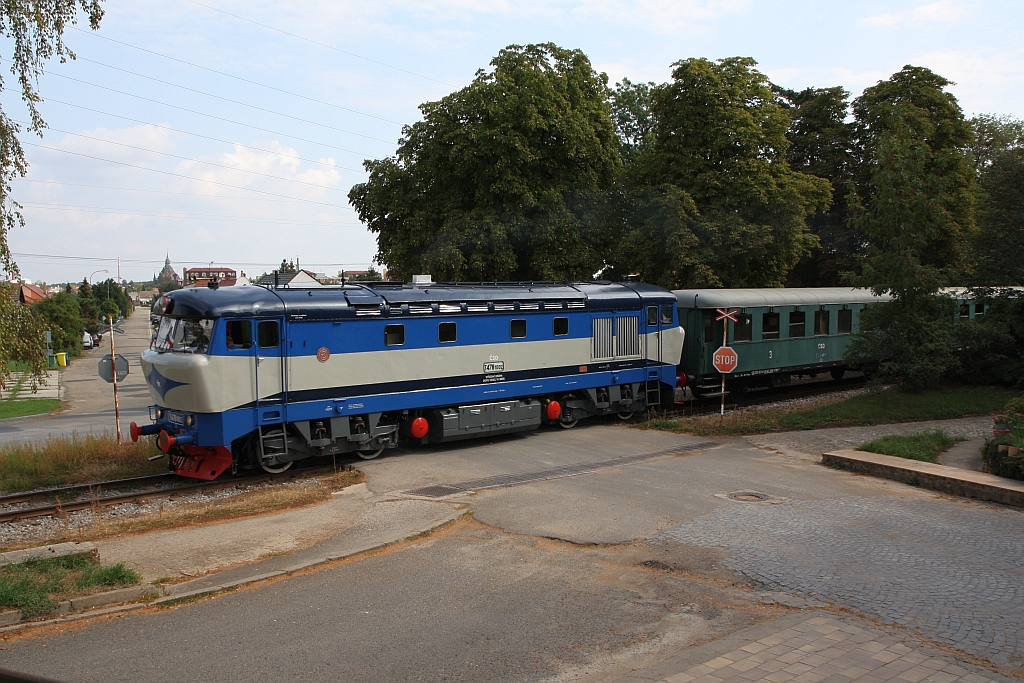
(713, 308, 739, 373)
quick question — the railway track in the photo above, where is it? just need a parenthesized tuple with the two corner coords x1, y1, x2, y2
(0, 464, 348, 523)
(673, 375, 868, 416)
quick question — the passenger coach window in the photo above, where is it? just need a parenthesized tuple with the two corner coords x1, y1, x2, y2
(814, 310, 829, 336)
(438, 322, 457, 343)
(553, 317, 569, 336)
(733, 314, 752, 342)
(510, 319, 527, 339)
(762, 313, 779, 339)
(789, 311, 806, 338)
(960, 304, 970, 319)
(975, 303, 985, 316)
(838, 309, 852, 334)
(225, 321, 251, 349)
(647, 307, 658, 326)
(704, 315, 714, 343)
(385, 324, 405, 347)
(661, 305, 673, 325)
(257, 321, 279, 348)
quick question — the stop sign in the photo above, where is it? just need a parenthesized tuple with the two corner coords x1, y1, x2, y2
(713, 346, 738, 373)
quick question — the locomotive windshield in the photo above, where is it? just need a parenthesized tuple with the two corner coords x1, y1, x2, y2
(154, 317, 213, 353)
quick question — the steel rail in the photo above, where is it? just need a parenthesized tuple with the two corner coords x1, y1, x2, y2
(0, 473, 181, 507)
(0, 465, 347, 523)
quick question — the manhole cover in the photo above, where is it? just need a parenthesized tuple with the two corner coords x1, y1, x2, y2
(717, 490, 778, 503)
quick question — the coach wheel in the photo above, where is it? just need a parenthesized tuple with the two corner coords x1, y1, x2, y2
(617, 410, 635, 421)
(730, 382, 749, 401)
(830, 367, 845, 381)
(356, 446, 384, 460)
(260, 460, 293, 474)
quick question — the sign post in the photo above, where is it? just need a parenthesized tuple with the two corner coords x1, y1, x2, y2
(713, 308, 740, 417)
(96, 317, 129, 443)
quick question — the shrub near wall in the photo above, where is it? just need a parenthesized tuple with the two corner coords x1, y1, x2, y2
(985, 398, 1024, 480)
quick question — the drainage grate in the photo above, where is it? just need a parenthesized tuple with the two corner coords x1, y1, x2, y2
(402, 440, 718, 497)
(403, 485, 466, 498)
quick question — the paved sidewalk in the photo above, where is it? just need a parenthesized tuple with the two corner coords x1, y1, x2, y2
(615, 613, 1012, 683)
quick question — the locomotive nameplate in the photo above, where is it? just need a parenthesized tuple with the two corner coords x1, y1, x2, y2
(483, 361, 504, 373)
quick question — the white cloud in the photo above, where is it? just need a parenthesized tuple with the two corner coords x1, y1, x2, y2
(862, 0, 968, 27)
(573, 0, 752, 33)
(913, 48, 1024, 114)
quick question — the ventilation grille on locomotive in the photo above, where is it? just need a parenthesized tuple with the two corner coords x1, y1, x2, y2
(615, 315, 641, 358)
(593, 318, 614, 359)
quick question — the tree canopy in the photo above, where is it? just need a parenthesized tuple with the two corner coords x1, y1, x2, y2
(349, 43, 620, 282)
(0, 0, 103, 278)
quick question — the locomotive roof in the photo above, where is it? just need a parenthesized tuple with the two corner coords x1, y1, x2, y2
(160, 281, 675, 319)
(673, 287, 892, 309)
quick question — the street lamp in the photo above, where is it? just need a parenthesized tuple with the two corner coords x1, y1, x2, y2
(89, 269, 108, 284)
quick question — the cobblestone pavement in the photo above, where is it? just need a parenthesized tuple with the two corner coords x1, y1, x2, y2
(655, 496, 1024, 669)
(747, 417, 993, 456)
(642, 615, 1004, 683)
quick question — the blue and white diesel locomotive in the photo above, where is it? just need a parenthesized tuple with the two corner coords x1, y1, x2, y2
(133, 279, 685, 480)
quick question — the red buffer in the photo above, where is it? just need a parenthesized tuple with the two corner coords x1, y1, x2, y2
(410, 416, 429, 439)
(545, 400, 562, 420)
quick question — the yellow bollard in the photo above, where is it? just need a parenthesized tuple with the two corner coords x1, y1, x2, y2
(56, 352, 67, 367)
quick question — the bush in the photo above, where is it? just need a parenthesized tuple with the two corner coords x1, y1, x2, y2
(984, 398, 1024, 480)
(950, 290, 1024, 389)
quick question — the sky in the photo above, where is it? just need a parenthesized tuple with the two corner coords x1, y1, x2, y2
(5, 0, 1023, 285)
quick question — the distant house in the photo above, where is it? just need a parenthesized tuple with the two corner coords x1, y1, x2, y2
(255, 270, 324, 288)
(17, 283, 48, 306)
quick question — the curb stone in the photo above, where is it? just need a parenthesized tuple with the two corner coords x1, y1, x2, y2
(0, 542, 98, 567)
(0, 505, 461, 632)
(822, 449, 1024, 507)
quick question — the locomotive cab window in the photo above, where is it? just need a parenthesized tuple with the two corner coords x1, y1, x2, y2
(661, 305, 673, 325)
(225, 320, 251, 350)
(647, 307, 658, 326)
(814, 310, 829, 336)
(837, 309, 853, 334)
(762, 313, 780, 340)
(733, 314, 752, 342)
(510, 319, 527, 339)
(789, 311, 806, 338)
(385, 324, 405, 347)
(553, 317, 568, 336)
(257, 321, 279, 348)
(438, 322, 457, 343)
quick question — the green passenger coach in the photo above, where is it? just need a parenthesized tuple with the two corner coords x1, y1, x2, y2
(673, 288, 891, 400)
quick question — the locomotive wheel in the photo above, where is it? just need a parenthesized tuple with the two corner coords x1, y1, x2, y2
(356, 446, 384, 460)
(558, 410, 579, 429)
(260, 460, 293, 474)
(617, 410, 635, 421)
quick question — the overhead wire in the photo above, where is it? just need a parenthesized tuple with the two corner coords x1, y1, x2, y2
(45, 98, 374, 162)
(19, 202, 360, 227)
(48, 72, 395, 145)
(180, 0, 456, 88)
(17, 121, 360, 190)
(13, 179, 327, 204)
(20, 141, 350, 209)
(70, 32, 405, 125)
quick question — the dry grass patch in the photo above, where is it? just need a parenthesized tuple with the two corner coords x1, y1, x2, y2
(0, 433, 167, 493)
(0, 469, 364, 552)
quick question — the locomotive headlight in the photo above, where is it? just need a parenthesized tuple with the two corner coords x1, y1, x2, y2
(185, 415, 194, 426)
(155, 408, 164, 419)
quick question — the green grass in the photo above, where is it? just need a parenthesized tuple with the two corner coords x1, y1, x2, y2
(0, 555, 141, 618)
(642, 385, 1019, 437)
(0, 398, 61, 420)
(0, 432, 167, 493)
(857, 431, 961, 462)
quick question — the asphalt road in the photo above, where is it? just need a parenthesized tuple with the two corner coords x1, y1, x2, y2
(4, 422, 1020, 681)
(0, 310, 154, 445)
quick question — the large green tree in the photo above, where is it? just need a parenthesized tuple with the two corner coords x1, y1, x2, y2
(968, 115, 1024, 286)
(349, 43, 620, 282)
(609, 77, 657, 166)
(845, 66, 976, 389)
(0, 1, 104, 278)
(777, 86, 859, 287)
(620, 57, 832, 288)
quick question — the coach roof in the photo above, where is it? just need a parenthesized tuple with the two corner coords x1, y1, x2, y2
(673, 287, 891, 310)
